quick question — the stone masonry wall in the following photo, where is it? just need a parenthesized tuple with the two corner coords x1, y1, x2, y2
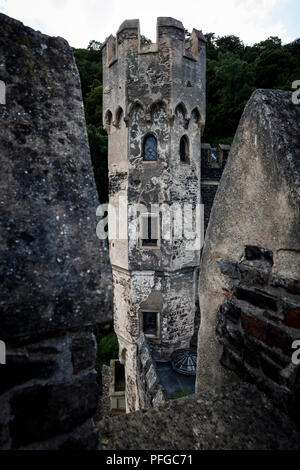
(0, 14, 112, 449)
(98, 379, 300, 450)
(216, 245, 300, 423)
(136, 334, 166, 409)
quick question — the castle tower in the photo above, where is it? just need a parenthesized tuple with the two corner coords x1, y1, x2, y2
(102, 17, 206, 412)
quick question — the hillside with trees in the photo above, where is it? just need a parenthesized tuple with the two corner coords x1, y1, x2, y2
(74, 35, 300, 202)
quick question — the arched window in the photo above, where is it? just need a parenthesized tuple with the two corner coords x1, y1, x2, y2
(191, 107, 201, 124)
(180, 135, 190, 163)
(175, 102, 187, 120)
(143, 134, 157, 161)
(105, 110, 112, 126)
(115, 106, 124, 128)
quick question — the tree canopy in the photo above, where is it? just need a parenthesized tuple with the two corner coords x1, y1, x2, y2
(203, 33, 300, 145)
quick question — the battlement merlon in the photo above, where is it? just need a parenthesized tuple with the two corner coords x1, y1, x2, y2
(102, 17, 206, 129)
(102, 17, 206, 64)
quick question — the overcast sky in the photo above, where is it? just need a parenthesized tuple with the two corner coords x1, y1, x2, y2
(0, 0, 299, 48)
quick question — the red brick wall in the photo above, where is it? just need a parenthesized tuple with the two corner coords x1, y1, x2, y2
(216, 246, 300, 424)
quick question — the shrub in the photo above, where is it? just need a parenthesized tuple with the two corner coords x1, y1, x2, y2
(95, 331, 119, 384)
(170, 388, 190, 399)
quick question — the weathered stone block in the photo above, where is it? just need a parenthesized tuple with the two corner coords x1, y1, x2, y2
(217, 259, 239, 280)
(218, 301, 241, 324)
(146, 364, 158, 392)
(270, 275, 300, 296)
(280, 363, 300, 389)
(259, 354, 283, 385)
(241, 313, 269, 344)
(0, 13, 112, 449)
(152, 389, 165, 407)
(98, 381, 300, 450)
(267, 323, 295, 357)
(71, 332, 97, 375)
(245, 246, 273, 265)
(238, 264, 270, 286)
(236, 287, 277, 311)
(9, 372, 98, 448)
(220, 348, 256, 383)
(241, 313, 293, 357)
(284, 306, 300, 329)
(0, 13, 112, 342)
(0, 355, 57, 394)
(140, 346, 151, 368)
(197, 90, 300, 428)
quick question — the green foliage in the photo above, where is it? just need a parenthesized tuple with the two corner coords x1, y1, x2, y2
(170, 388, 190, 399)
(203, 33, 300, 145)
(85, 85, 103, 125)
(204, 52, 255, 144)
(73, 47, 102, 99)
(254, 48, 296, 89)
(87, 124, 108, 202)
(95, 331, 119, 382)
(74, 45, 108, 202)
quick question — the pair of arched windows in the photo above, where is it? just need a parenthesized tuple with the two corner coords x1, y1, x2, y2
(142, 134, 190, 163)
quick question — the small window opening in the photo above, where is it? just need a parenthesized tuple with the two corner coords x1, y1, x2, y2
(143, 311, 159, 337)
(180, 135, 190, 163)
(143, 134, 157, 161)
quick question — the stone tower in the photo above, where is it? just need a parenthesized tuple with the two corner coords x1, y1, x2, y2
(102, 17, 206, 412)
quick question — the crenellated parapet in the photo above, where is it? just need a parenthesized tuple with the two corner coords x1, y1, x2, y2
(102, 17, 206, 132)
(102, 18, 206, 65)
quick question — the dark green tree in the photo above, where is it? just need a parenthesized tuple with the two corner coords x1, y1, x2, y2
(204, 52, 255, 144)
(74, 44, 108, 202)
(254, 48, 298, 89)
(215, 35, 245, 57)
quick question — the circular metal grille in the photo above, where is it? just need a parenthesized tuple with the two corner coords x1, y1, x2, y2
(171, 348, 197, 376)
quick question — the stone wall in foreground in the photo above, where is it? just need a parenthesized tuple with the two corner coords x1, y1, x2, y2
(196, 89, 300, 425)
(98, 380, 300, 450)
(201, 144, 230, 234)
(136, 334, 166, 409)
(0, 13, 112, 449)
(217, 246, 300, 423)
